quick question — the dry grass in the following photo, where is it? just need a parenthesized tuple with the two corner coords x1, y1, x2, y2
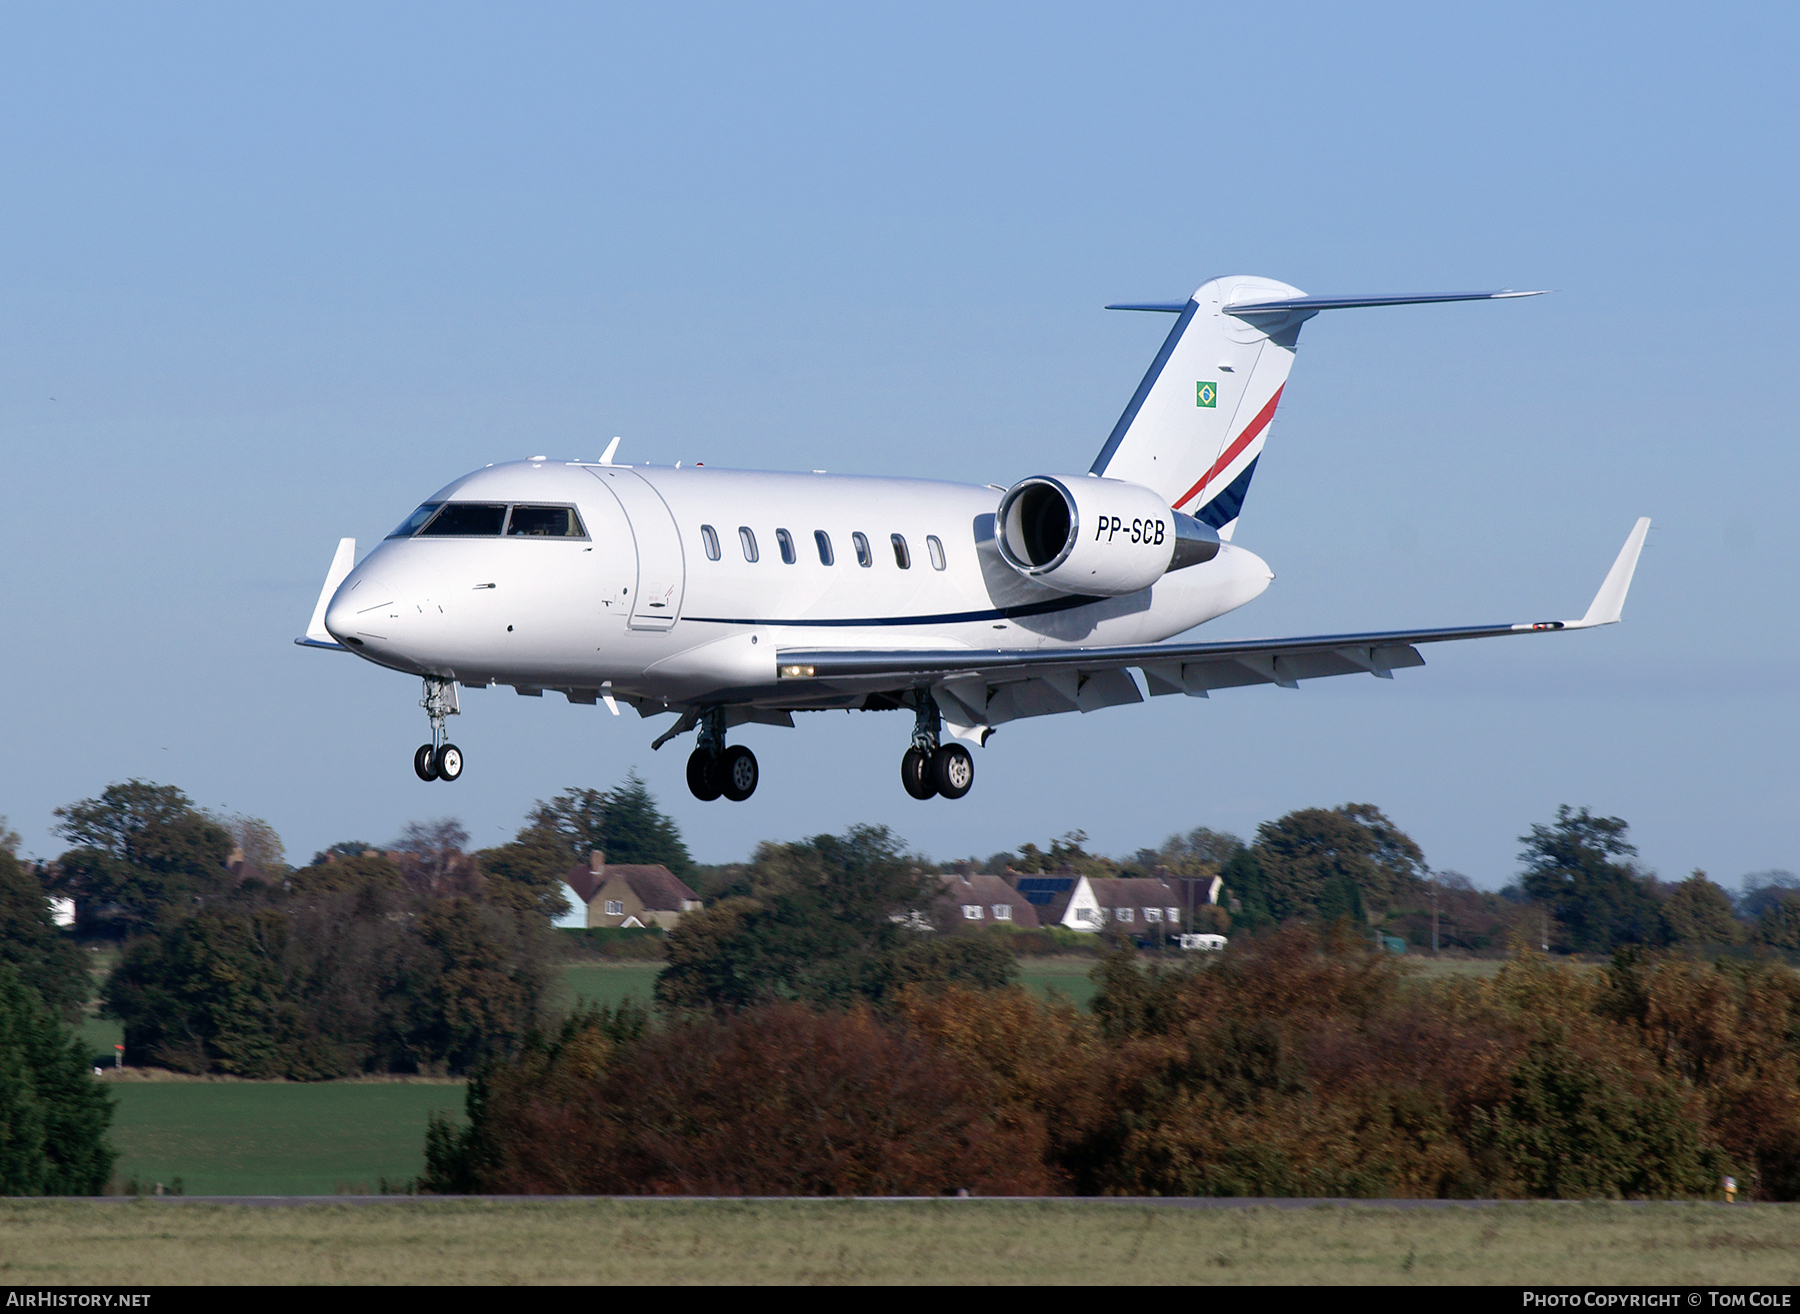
(4, 1199, 1800, 1285)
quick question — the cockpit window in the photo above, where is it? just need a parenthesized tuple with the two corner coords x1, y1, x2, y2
(506, 505, 586, 538)
(388, 503, 442, 539)
(418, 503, 507, 536)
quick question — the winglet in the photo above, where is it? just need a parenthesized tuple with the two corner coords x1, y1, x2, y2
(1572, 518, 1651, 628)
(297, 538, 356, 650)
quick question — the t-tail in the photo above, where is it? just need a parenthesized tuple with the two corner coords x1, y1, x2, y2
(1090, 277, 1543, 540)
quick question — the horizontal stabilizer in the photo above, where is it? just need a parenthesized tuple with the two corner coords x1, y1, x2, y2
(1226, 289, 1544, 315)
(1104, 290, 1545, 315)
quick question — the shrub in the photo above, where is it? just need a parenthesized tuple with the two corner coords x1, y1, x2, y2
(558, 926, 668, 961)
(425, 1001, 1051, 1196)
(1071, 929, 1728, 1199)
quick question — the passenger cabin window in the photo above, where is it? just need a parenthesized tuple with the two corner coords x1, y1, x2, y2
(891, 534, 911, 569)
(419, 503, 506, 536)
(926, 535, 946, 570)
(506, 505, 586, 537)
(852, 532, 872, 568)
(739, 527, 759, 562)
(388, 503, 442, 539)
(776, 529, 797, 564)
(700, 525, 721, 561)
(814, 531, 834, 566)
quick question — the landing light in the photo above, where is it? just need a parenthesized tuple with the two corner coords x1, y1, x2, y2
(779, 664, 815, 679)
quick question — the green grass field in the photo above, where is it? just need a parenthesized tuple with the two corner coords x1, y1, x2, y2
(1405, 957, 1510, 980)
(1016, 956, 1099, 1008)
(77, 1013, 124, 1069)
(5, 1198, 1799, 1285)
(557, 956, 1107, 1011)
(556, 961, 664, 1013)
(103, 1080, 465, 1196)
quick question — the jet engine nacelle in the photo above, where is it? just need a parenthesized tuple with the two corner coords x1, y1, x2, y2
(996, 474, 1204, 597)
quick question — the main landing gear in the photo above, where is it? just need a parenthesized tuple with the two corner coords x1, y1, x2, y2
(900, 691, 973, 801)
(412, 677, 464, 782)
(685, 707, 758, 802)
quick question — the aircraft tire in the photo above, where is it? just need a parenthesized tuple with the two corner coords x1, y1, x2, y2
(900, 747, 937, 799)
(719, 745, 758, 802)
(931, 744, 974, 799)
(686, 747, 723, 802)
(433, 744, 463, 782)
(413, 744, 439, 781)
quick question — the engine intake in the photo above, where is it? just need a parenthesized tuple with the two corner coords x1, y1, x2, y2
(996, 475, 1215, 597)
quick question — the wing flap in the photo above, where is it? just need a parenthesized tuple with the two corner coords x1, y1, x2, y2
(768, 519, 1645, 731)
(777, 622, 1514, 687)
(776, 519, 1647, 695)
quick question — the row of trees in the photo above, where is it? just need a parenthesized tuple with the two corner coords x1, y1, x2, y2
(417, 809, 1800, 1200)
(973, 805, 1795, 959)
(425, 930, 1800, 1199)
(31, 771, 1793, 974)
(29, 777, 695, 1079)
(12, 775, 1799, 1078)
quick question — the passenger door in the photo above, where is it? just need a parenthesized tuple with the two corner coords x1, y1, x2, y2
(588, 468, 685, 631)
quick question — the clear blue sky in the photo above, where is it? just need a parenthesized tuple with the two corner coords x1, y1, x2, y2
(2, 3, 1794, 888)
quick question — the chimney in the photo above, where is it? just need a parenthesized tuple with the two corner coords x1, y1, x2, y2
(590, 851, 605, 873)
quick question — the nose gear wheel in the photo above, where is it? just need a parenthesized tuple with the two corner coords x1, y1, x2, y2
(411, 677, 463, 781)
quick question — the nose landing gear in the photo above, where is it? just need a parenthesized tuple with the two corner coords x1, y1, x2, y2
(900, 691, 974, 800)
(413, 677, 463, 782)
(685, 707, 758, 802)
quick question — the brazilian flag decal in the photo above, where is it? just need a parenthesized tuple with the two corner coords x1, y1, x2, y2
(1196, 381, 1217, 408)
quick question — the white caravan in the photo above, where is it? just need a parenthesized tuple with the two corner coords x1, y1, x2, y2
(299, 276, 1649, 803)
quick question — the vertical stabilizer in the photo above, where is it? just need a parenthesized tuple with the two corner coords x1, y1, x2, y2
(1091, 276, 1308, 539)
(1092, 278, 1541, 539)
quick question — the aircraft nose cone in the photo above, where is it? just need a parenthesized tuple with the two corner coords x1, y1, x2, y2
(325, 564, 401, 649)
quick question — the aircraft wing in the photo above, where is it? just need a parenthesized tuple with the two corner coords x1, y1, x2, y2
(775, 519, 1649, 734)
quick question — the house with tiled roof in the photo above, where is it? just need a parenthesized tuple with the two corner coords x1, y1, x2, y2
(936, 873, 1040, 929)
(1012, 869, 1212, 935)
(1087, 876, 1184, 934)
(1013, 870, 1104, 931)
(562, 851, 703, 930)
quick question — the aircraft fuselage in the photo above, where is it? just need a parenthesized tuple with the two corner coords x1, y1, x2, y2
(326, 459, 1276, 713)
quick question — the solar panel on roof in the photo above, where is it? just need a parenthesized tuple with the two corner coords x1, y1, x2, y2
(1015, 876, 1074, 906)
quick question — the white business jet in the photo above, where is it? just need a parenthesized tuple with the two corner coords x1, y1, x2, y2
(298, 275, 1649, 803)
